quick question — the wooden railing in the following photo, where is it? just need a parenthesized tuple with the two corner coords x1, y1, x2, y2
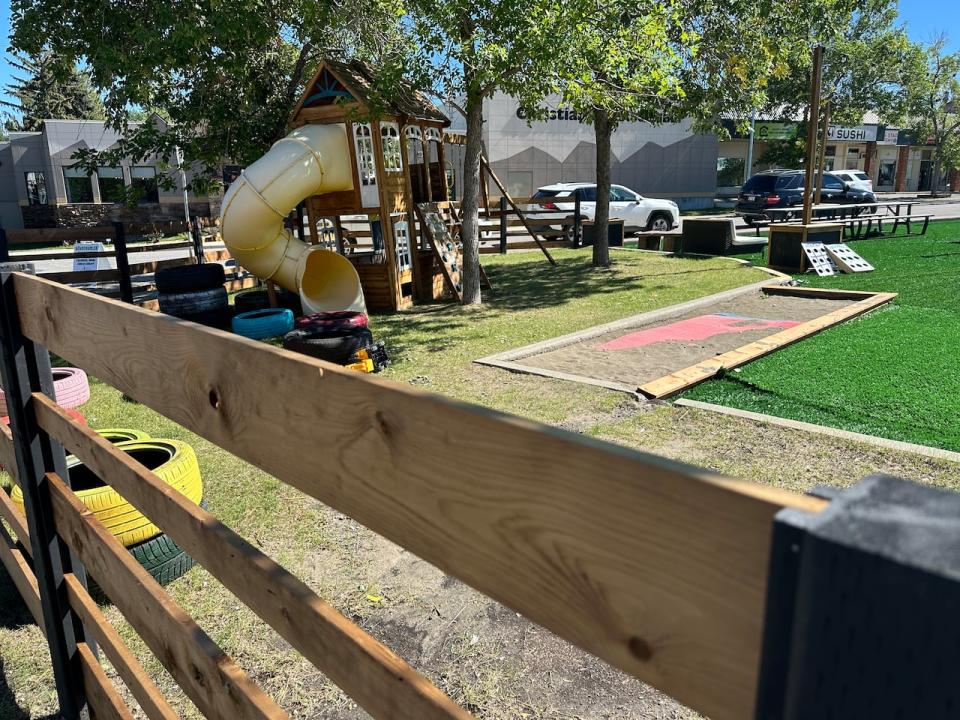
(0, 271, 827, 720)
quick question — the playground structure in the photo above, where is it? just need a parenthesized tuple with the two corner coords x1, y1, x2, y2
(238, 58, 457, 311)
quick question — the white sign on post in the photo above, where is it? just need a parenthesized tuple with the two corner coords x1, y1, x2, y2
(73, 242, 111, 272)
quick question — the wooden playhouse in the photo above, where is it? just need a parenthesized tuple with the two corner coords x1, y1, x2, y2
(289, 58, 455, 311)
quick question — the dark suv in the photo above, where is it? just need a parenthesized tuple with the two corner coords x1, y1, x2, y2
(735, 170, 877, 224)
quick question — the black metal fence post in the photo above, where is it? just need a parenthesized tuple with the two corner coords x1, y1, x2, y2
(112, 222, 134, 303)
(190, 217, 204, 264)
(0, 271, 90, 719)
(573, 194, 582, 247)
(0, 228, 9, 263)
(499, 197, 508, 254)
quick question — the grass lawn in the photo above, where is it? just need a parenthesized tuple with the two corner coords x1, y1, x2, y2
(684, 220, 960, 451)
(2, 246, 959, 719)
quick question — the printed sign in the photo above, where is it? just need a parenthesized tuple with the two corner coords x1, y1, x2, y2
(73, 242, 110, 272)
(827, 126, 875, 142)
(755, 123, 798, 141)
(878, 128, 900, 145)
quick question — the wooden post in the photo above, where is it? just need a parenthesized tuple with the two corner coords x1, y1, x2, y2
(421, 126, 433, 204)
(371, 120, 402, 311)
(265, 280, 279, 308)
(112, 222, 134, 304)
(482, 157, 556, 265)
(0, 270, 91, 718)
(802, 45, 824, 226)
(815, 101, 831, 207)
(305, 198, 321, 246)
(499, 196, 508, 254)
(190, 217, 204, 264)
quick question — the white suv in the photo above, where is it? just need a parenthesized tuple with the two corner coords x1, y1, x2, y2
(831, 170, 873, 193)
(529, 183, 680, 232)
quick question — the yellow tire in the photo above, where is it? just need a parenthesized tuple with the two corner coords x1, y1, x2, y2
(96, 428, 152, 444)
(11, 440, 202, 547)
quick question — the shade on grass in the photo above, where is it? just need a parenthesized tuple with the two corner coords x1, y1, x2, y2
(685, 220, 960, 451)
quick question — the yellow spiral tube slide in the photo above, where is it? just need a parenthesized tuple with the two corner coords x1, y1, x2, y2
(220, 123, 366, 314)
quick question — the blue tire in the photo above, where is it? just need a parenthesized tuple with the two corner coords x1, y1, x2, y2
(231, 308, 294, 340)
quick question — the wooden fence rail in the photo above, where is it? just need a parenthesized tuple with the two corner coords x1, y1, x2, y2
(0, 270, 830, 720)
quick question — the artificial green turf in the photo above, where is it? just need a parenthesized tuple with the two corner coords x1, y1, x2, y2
(684, 220, 960, 451)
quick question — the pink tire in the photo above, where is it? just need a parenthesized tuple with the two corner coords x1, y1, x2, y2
(0, 367, 91, 415)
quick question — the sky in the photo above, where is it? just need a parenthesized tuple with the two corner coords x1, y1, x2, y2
(0, 0, 958, 113)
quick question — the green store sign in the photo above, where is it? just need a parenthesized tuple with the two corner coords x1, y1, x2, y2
(754, 122, 798, 141)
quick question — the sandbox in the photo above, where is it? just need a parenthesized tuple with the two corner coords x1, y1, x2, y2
(476, 282, 896, 398)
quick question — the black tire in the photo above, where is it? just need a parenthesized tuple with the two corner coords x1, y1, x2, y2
(159, 287, 228, 317)
(128, 532, 196, 585)
(177, 306, 235, 330)
(283, 327, 373, 364)
(234, 288, 302, 315)
(155, 264, 225, 293)
(646, 212, 673, 232)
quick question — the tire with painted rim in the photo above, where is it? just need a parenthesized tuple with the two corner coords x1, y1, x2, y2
(282, 327, 374, 364)
(0, 368, 90, 415)
(10, 439, 203, 547)
(96, 428, 151, 444)
(231, 308, 295, 340)
(294, 311, 369, 336)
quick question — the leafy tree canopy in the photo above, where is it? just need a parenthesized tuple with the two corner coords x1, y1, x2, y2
(1, 50, 105, 131)
(10, 0, 405, 189)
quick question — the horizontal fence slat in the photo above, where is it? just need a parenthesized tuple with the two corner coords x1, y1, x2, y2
(35, 395, 472, 720)
(46, 471, 289, 720)
(65, 574, 181, 720)
(78, 641, 136, 720)
(16, 273, 825, 720)
(0, 523, 43, 627)
(5, 227, 116, 245)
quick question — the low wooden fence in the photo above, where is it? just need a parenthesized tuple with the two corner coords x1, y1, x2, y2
(0, 269, 834, 720)
(0, 220, 249, 302)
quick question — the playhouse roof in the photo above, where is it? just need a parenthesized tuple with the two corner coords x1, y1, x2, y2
(291, 58, 450, 127)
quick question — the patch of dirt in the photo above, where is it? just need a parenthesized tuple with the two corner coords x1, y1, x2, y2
(522, 292, 853, 388)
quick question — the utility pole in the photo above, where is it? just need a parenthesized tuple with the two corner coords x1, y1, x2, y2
(814, 101, 831, 206)
(175, 145, 190, 224)
(802, 45, 824, 225)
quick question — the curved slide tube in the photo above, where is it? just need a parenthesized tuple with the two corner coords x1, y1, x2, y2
(220, 124, 366, 314)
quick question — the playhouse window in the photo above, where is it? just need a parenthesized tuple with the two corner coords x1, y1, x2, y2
(424, 127, 442, 143)
(404, 125, 422, 140)
(381, 123, 403, 172)
(354, 124, 377, 187)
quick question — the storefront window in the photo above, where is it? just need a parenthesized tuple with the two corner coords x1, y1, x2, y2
(25, 172, 47, 205)
(878, 161, 896, 187)
(63, 166, 94, 203)
(716, 157, 746, 187)
(98, 166, 126, 203)
(130, 166, 159, 203)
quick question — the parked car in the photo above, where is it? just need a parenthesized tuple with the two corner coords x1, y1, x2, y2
(530, 183, 680, 233)
(735, 170, 877, 224)
(831, 169, 873, 193)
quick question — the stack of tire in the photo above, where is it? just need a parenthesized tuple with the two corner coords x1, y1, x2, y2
(10, 431, 203, 592)
(155, 264, 232, 330)
(282, 311, 389, 371)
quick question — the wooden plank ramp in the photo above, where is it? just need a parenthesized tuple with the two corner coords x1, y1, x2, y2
(15, 272, 826, 720)
(639, 290, 897, 398)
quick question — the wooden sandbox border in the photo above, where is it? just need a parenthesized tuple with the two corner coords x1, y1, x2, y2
(475, 282, 896, 399)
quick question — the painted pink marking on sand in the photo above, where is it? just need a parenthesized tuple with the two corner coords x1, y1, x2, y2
(599, 314, 802, 350)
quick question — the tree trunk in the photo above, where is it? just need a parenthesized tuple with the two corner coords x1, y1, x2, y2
(932, 144, 944, 196)
(592, 108, 612, 267)
(459, 85, 484, 304)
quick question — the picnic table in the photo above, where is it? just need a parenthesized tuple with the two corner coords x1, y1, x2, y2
(762, 200, 931, 240)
